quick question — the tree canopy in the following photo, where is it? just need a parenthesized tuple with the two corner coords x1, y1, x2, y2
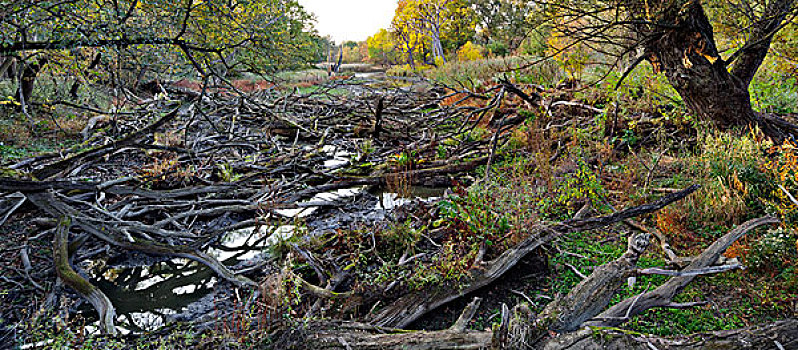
(0, 0, 323, 108)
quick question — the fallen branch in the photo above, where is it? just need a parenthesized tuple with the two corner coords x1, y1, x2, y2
(28, 192, 256, 287)
(637, 264, 744, 277)
(546, 319, 798, 350)
(33, 103, 194, 179)
(368, 185, 700, 328)
(589, 216, 780, 328)
(0, 192, 25, 227)
(537, 233, 651, 333)
(271, 321, 492, 350)
(451, 297, 483, 332)
(267, 316, 798, 350)
(53, 217, 116, 335)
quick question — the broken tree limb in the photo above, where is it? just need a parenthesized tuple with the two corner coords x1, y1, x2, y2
(499, 78, 541, 107)
(53, 217, 116, 335)
(270, 321, 492, 350)
(536, 233, 651, 333)
(589, 216, 780, 328)
(623, 218, 681, 265)
(267, 316, 798, 349)
(367, 185, 700, 328)
(451, 297, 483, 332)
(0, 192, 25, 227)
(614, 53, 648, 90)
(548, 101, 605, 115)
(603, 198, 682, 264)
(271, 220, 791, 349)
(0, 178, 240, 200)
(299, 276, 355, 300)
(637, 264, 744, 277)
(544, 319, 798, 350)
(373, 96, 384, 138)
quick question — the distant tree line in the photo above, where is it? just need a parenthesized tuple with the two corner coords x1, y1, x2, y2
(364, 0, 543, 67)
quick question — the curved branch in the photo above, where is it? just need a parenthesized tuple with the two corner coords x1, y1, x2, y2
(589, 216, 780, 328)
(53, 217, 116, 335)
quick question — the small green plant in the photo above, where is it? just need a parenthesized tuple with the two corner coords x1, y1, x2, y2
(745, 228, 797, 275)
(360, 139, 375, 155)
(406, 241, 476, 291)
(612, 129, 638, 146)
(436, 144, 447, 159)
(538, 158, 606, 219)
(437, 191, 512, 248)
(217, 163, 242, 182)
(518, 108, 536, 121)
(466, 127, 490, 143)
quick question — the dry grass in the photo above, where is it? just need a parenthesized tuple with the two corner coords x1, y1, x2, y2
(385, 160, 414, 198)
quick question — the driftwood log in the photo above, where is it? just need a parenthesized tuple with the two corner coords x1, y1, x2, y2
(270, 319, 798, 350)
(367, 185, 699, 328)
(272, 217, 790, 350)
(53, 217, 116, 334)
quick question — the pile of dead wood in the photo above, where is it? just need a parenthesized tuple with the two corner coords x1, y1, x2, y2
(1, 78, 794, 349)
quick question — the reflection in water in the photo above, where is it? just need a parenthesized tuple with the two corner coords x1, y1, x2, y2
(88, 258, 217, 332)
(83, 224, 298, 333)
(78, 184, 446, 334)
(379, 186, 448, 210)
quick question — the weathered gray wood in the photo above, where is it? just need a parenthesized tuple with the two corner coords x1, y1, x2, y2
(30, 192, 256, 287)
(53, 217, 116, 335)
(589, 216, 780, 328)
(268, 318, 798, 350)
(542, 319, 798, 350)
(537, 233, 650, 333)
(271, 321, 492, 350)
(368, 185, 699, 328)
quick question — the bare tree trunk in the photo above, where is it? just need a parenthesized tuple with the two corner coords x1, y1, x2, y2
(408, 47, 416, 69)
(430, 27, 446, 63)
(0, 56, 14, 79)
(16, 57, 48, 110)
(644, 3, 754, 128)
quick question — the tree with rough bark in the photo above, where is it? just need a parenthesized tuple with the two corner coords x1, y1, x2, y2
(391, 0, 424, 68)
(542, 0, 798, 140)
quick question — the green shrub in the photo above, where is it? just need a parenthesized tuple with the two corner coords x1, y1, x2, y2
(750, 64, 798, 114)
(746, 228, 797, 275)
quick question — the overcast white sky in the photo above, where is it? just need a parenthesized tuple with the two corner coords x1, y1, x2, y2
(298, 0, 399, 43)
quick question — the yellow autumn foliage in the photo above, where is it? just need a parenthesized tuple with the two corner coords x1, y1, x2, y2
(457, 41, 484, 62)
